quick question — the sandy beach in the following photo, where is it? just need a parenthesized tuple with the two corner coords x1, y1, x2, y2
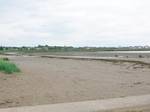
(0, 55, 150, 108)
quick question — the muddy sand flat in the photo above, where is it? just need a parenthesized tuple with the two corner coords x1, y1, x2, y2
(0, 56, 150, 108)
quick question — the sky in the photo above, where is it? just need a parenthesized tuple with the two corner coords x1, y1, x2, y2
(0, 0, 150, 47)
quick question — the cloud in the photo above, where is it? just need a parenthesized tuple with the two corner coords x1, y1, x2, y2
(0, 0, 150, 46)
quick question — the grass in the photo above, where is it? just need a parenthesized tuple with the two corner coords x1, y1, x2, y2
(0, 59, 20, 74)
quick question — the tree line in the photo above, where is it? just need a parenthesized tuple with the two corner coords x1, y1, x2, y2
(0, 45, 150, 52)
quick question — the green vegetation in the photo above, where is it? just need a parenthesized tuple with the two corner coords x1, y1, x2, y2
(0, 59, 20, 74)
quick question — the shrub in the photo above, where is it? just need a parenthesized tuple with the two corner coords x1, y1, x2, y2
(114, 54, 118, 57)
(0, 60, 20, 74)
(1, 57, 9, 61)
(138, 55, 143, 58)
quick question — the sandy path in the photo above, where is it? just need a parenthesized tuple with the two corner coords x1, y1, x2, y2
(0, 56, 150, 108)
(0, 94, 150, 112)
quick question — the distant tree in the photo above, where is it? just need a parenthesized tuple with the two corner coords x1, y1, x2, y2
(38, 45, 43, 48)
(0, 46, 4, 51)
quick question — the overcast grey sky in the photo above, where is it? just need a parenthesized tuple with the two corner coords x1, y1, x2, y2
(0, 0, 150, 47)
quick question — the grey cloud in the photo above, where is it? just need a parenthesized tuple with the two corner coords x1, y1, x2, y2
(0, 0, 150, 46)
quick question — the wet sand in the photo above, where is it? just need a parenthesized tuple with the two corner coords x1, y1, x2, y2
(0, 56, 150, 108)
